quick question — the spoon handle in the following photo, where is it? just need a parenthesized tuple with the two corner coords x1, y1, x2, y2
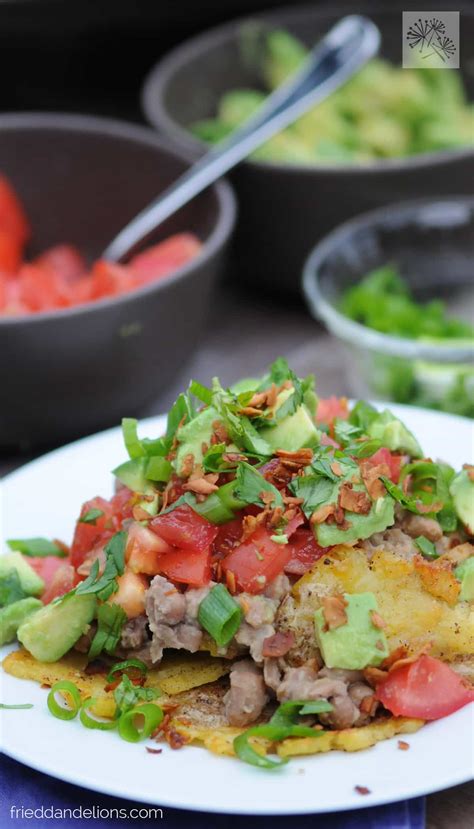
(103, 15, 380, 262)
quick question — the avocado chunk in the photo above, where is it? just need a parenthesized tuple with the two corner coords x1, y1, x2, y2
(175, 406, 220, 475)
(0, 598, 43, 645)
(455, 557, 474, 602)
(367, 409, 422, 457)
(450, 469, 474, 534)
(0, 553, 44, 597)
(17, 594, 96, 662)
(260, 390, 320, 452)
(314, 592, 389, 669)
(315, 494, 394, 547)
(112, 457, 151, 495)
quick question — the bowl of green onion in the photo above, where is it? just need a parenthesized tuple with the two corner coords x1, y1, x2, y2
(303, 196, 474, 417)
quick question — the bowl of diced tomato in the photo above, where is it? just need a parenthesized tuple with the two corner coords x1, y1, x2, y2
(0, 113, 236, 449)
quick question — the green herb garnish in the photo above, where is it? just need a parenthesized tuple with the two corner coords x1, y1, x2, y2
(7, 538, 66, 557)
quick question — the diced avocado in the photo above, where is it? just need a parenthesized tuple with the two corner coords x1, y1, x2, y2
(450, 469, 474, 534)
(175, 406, 220, 475)
(367, 409, 422, 457)
(113, 457, 151, 495)
(260, 389, 320, 452)
(0, 553, 44, 597)
(455, 557, 474, 602)
(315, 493, 394, 547)
(0, 598, 43, 646)
(314, 592, 389, 670)
(17, 594, 96, 662)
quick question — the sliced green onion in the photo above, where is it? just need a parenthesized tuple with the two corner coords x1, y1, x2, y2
(122, 418, 146, 459)
(118, 703, 163, 742)
(270, 699, 333, 727)
(47, 681, 82, 721)
(193, 493, 234, 524)
(217, 481, 248, 513)
(198, 584, 242, 647)
(234, 722, 323, 768)
(145, 456, 172, 483)
(106, 659, 149, 684)
(0, 703, 33, 709)
(189, 379, 213, 406)
(299, 700, 333, 716)
(79, 698, 118, 730)
(414, 536, 439, 559)
(7, 538, 66, 557)
(79, 508, 104, 525)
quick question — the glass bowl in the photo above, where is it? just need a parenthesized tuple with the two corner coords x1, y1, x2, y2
(303, 196, 474, 417)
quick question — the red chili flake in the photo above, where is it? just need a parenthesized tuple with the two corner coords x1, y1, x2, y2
(355, 786, 371, 795)
(398, 741, 410, 751)
(146, 747, 163, 754)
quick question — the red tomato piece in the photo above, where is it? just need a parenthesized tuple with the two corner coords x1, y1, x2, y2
(376, 655, 474, 720)
(155, 547, 211, 587)
(0, 229, 22, 273)
(316, 396, 349, 425)
(35, 244, 86, 284)
(129, 234, 202, 285)
(212, 517, 244, 560)
(221, 526, 293, 594)
(88, 260, 136, 300)
(126, 522, 173, 575)
(70, 496, 115, 569)
(284, 512, 305, 538)
(18, 264, 73, 312)
(150, 505, 218, 553)
(284, 528, 328, 576)
(0, 175, 30, 244)
(367, 447, 402, 484)
(320, 432, 340, 449)
(109, 486, 134, 525)
(41, 563, 77, 603)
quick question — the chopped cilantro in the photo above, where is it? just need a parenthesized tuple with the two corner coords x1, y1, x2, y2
(7, 538, 67, 558)
(235, 462, 283, 508)
(79, 508, 104, 525)
(414, 536, 439, 559)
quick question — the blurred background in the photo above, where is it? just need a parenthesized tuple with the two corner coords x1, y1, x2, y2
(0, 0, 473, 463)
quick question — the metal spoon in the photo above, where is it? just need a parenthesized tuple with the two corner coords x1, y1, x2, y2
(103, 15, 380, 262)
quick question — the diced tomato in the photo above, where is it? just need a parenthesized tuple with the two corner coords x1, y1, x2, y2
(0, 175, 30, 245)
(316, 396, 349, 425)
(284, 528, 328, 576)
(366, 447, 402, 484)
(126, 521, 173, 575)
(109, 486, 134, 525)
(154, 547, 211, 587)
(27, 555, 77, 603)
(35, 244, 86, 284)
(109, 571, 148, 618)
(129, 234, 202, 285)
(221, 526, 293, 594)
(0, 229, 22, 273)
(150, 505, 218, 553)
(70, 496, 115, 569)
(212, 517, 244, 560)
(17, 264, 73, 312)
(41, 563, 77, 603)
(88, 260, 136, 300)
(376, 655, 474, 720)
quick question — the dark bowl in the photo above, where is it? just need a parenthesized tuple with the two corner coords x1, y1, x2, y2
(0, 113, 236, 450)
(303, 195, 474, 416)
(142, 3, 474, 296)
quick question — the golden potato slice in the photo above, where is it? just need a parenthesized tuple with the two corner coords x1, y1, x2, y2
(288, 546, 473, 659)
(277, 717, 424, 757)
(2, 648, 231, 718)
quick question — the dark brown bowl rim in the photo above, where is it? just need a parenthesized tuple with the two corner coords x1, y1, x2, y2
(141, 1, 474, 176)
(0, 111, 237, 327)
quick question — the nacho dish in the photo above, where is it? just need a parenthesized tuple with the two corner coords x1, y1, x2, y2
(2, 359, 473, 767)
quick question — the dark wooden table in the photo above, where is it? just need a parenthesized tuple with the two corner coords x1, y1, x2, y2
(1, 282, 472, 823)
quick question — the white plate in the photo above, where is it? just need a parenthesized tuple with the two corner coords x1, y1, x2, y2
(1, 404, 473, 814)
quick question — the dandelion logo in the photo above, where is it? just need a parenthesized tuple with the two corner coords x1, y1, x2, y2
(403, 12, 460, 69)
